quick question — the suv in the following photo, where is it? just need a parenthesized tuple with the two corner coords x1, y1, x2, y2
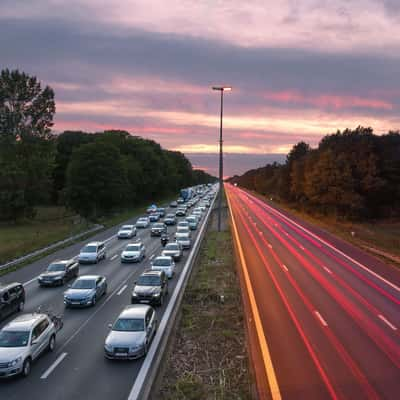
(38, 259, 79, 286)
(0, 283, 25, 322)
(121, 242, 146, 263)
(78, 242, 106, 264)
(0, 313, 56, 377)
(131, 270, 168, 306)
(151, 222, 167, 236)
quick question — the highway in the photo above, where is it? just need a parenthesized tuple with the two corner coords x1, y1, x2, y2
(226, 184, 400, 400)
(0, 196, 213, 400)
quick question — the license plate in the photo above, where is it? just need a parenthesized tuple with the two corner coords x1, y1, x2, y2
(140, 300, 150, 303)
(115, 353, 127, 356)
(71, 301, 80, 304)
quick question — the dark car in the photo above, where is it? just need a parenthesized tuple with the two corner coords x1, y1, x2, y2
(38, 259, 79, 286)
(131, 271, 168, 306)
(0, 283, 25, 322)
(151, 222, 167, 236)
(164, 213, 177, 225)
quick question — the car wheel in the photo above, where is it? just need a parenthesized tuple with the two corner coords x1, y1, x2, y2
(18, 301, 25, 312)
(92, 295, 97, 306)
(48, 335, 56, 352)
(22, 358, 31, 377)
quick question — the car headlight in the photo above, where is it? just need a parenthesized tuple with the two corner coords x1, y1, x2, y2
(104, 343, 113, 352)
(132, 292, 138, 297)
(9, 356, 22, 367)
(153, 292, 160, 297)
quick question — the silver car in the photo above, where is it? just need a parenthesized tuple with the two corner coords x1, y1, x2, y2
(78, 241, 106, 264)
(104, 305, 157, 360)
(121, 242, 146, 263)
(175, 231, 192, 249)
(117, 225, 137, 239)
(136, 217, 150, 228)
(0, 313, 56, 377)
(151, 256, 175, 278)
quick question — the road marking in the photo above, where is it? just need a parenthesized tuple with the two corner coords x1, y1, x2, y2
(149, 254, 155, 260)
(256, 198, 400, 293)
(110, 254, 118, 261)
(268, 244, 272, 249)
(117, 284, 128, 296)
(40, 352, 67, 379)
(300, 245, 305, 250)
(23, 277, 38, 287)
(314, 311, 328, 327)
(282, 264, 288, 272)
(323, 266, 332, 275)
(226, 191, 282, 400)
(378, 314, 397, 331)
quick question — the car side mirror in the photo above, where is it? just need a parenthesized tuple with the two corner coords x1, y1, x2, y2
(67, 284, 71, 288)
(108, 323, 112, 329)
(134, 281, 137, 285)
(31, 338, 39, 345)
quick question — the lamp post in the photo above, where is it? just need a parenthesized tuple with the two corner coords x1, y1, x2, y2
(212, 86, 231, 232)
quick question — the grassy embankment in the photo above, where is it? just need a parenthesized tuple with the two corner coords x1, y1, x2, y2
(0, 194, 176, 269)
(157, 202, 252, 399)
(252, 191, 400, 267)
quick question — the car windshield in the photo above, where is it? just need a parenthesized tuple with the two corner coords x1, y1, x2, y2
(0, 331, 30, 347)
(113, 318, 144, 332)
(165, 243, 179, 250)
(72, 279, 95, 289)
(153, 223, 164, 228)
(137, 275, 161, 286)
(187, 218, 195, 223)
(82, 245, 97, 253)
(177, 228, 188, 232)
(166, 214, 174, 218)
(47, 263, 66, 272)
(126, 244, 140, 251)
(121, 225, 133, 230)
(153, 258, 171, 266)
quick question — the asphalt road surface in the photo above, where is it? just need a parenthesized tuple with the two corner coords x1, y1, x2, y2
(226, 184, 400, 400)
(0, 200, 211, 400)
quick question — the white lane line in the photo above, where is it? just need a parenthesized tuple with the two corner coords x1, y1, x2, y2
(314, 311, 328, 327)
(23, 277, 38, 287)
(378, 314, 397, 331)
(40, 352, 67, 379)
(282, 264, 289, 272)
(323, 266, 333, 275)
(256, 197, 400, 293)
(268, 244, 273, 249)
(110, 254, 118, 261)
(117, 284, 128, 296)
(149, 254, 155, 260)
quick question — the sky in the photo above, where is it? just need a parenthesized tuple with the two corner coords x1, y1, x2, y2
(1, 0, 400, 177)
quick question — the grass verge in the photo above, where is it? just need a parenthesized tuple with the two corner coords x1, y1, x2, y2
(156, 210, 252, 399)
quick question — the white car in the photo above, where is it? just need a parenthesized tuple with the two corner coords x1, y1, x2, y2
(121, 242, 146, 263)
(0, 313, 57, 377)
(78, 242, 106, 264)
(151, 256, 175, 279)
(117, 225, 137, 239)
(177, 221, 190, 230)
(136, 217, 150, 228)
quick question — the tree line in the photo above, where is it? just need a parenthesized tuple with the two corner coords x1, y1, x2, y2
(229, 126, 400, 219)
(0, 69, 215, 222)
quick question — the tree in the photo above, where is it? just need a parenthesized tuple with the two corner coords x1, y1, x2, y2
(65, 142, 128, 219)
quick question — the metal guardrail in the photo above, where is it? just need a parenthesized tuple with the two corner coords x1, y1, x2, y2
(127, 185, 219, 400)
(0, 224, 104, 272)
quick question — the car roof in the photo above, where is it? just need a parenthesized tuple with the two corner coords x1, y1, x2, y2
(49, 259, 72, 265)
(140, 270, 164, 277)
(120, 304, 152, 319)
(121, 224, 134, 228)
(76, 275, 103, 280)
(154, 255, 172, 260)
(85, 241, 104, 246)
(4, 313, 47, 331)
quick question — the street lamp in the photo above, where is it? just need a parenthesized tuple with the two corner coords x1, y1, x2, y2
(212, 86, 231, 232)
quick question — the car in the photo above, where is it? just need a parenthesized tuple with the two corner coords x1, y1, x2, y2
(150, 222, 167, 236)
(176, 226, 190, 235)
(117, 225, 137, 239)
(169, 201, 178, 208)
(146, 205, 157, 214)
(38, 259, 79, 286)
(175, 208, 186, 217)
(104, 305, 157, 360)
(78, 242, 106, 264)
(186, 215, 199, 230)
(175, 231, 192, 249)
(192, 209, 202, 220)
(136, 217, 150, 228)
(177, 221, 190, 229)
(151, 256, 175, 279)
(177, 198, 184, 204)
(156, 208, 166, 217)
(149, 213, 160, 222)
(0, 283, 25, 322)
(198, 205, 207, 212)
(161, 242, 183, 261)
(121, 242, 146, 263)
(164, 213, 177, 225)
(0, 313, 57, 377)
(131, 270, 168, 306)
(63, 275, 107, 308)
